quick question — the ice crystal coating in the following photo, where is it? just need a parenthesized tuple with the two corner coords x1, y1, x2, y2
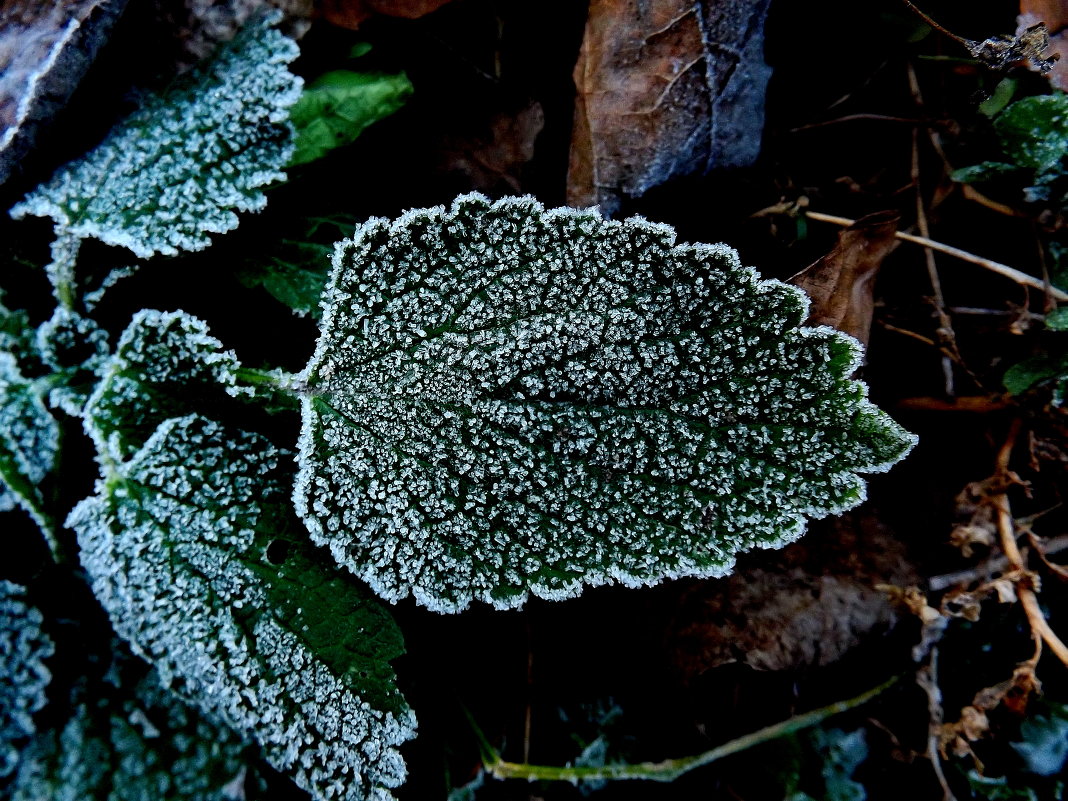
(0, 352, 60, 525)
(83, 310, 244, 462)
(296, 194, 917, 613)
(9, 15, 302, 259)
(10, 666, 251, 801)
(0, 581, 54, 777)
(70, 415, 416, 801)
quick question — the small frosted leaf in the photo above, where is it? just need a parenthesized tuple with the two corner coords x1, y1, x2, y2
(296, 194, 917, 613)
(70, 415, 415, 801)
(0, 581, 54, 778)
(10, 663, 252, 801)
(9, 15, 302, 259)
(83, 309, 244, 461)
(0, 352, 60, 532)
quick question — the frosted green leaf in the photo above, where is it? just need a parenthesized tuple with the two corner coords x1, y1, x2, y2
(993, 93, 1068, 175)
(10, 665, 253, 801)
(0, 351, 60, 530)
(295, 194, 916, 613)
(83, 310, 245, 462)
(9, 15, 302, 259)
(0, 581, 53, 778)
(70, 415, 415, 801)
(289, 69, 413, 167)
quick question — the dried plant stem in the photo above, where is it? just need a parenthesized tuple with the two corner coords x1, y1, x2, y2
(483, 677, 899, 783)
(917, 648, 957, 801)
(907, 64, 957, 395)
(929, 534, 1068, 591)
(807, 211, 1068, 302)
(994, 421, 1068, 669)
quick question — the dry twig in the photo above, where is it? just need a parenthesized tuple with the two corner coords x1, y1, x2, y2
(806, 211, 1068, 301)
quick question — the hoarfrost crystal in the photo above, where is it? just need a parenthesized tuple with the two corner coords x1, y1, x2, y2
(295, 194, 916, 613)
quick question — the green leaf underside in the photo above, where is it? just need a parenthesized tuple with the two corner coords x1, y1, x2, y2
(83, 310, 244, 462)
(70, 415, 415, 801)
(295, 194, 916, 614)
(9, 15, 302, 259)
(0, 353, 59, 526)
(10, 668, 251, 801)
(289, 70, 413, 167)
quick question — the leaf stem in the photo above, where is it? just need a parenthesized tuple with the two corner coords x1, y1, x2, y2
(806, 211, 1068, 301)
(483, 675, 899, 783)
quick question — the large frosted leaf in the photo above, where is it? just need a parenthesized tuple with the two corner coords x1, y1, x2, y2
(9, 15, 302, 259)
(295, 194, 916, 613)
(0, 581, 53, 777)
(70, 415, 415, 801)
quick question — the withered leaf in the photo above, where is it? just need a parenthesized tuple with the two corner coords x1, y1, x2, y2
(568, 0, 772, 215)
(1018, 5, 1068, 90)
(0, 0, 128, 184)
(789, 211, 900, 347)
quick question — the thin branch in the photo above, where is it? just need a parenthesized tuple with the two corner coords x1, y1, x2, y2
(994, 421, 1068, 669)
(484, 677, 899, 783)
(917, 648, 958, 801)
(928, 534, 1068, 591)
(899, 1, 971, 47)
(806, 211, 1068, 301)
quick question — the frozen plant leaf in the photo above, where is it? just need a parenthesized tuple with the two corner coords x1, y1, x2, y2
(237, 213, 359, 317)
(70, 414, 415, 801)
(0, 581, 53, 778)
(0, 351, 60, 531)
(1012, 702, 1068, 776)
(992, 92, 1068, 175)
(83, 310, 246, 462)
(9, 15, 302, 259)
(10, 665, 254, 801)
(289, 68, 412, 167)
(295, 194, 916, 613)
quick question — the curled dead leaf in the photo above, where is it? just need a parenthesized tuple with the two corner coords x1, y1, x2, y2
(788, 211, 900, 346)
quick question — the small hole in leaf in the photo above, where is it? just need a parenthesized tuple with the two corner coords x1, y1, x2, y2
(266, 539, 291, 565)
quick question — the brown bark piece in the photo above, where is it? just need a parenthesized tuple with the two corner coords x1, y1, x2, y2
(789, 210, 900, 347)
(668, 512, 917, 678)
(1019, 1, 1068, 89)
(568, 0, 772, 215)
(319, 0, 454, 29)
(0, 0, 128, 185)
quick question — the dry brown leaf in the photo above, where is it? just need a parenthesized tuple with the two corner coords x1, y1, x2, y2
(950, 521, 996, 558)
(1019, 1, 1068, 89)
(668, 512, 917, 677)
(567, 0, 772, 214)
(0, 0, 128, 183)
(942, 589, 982, 621)
(788, 211, 900, 346)
(435, 101, 544, 194)
(318, 0, 453, 29)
